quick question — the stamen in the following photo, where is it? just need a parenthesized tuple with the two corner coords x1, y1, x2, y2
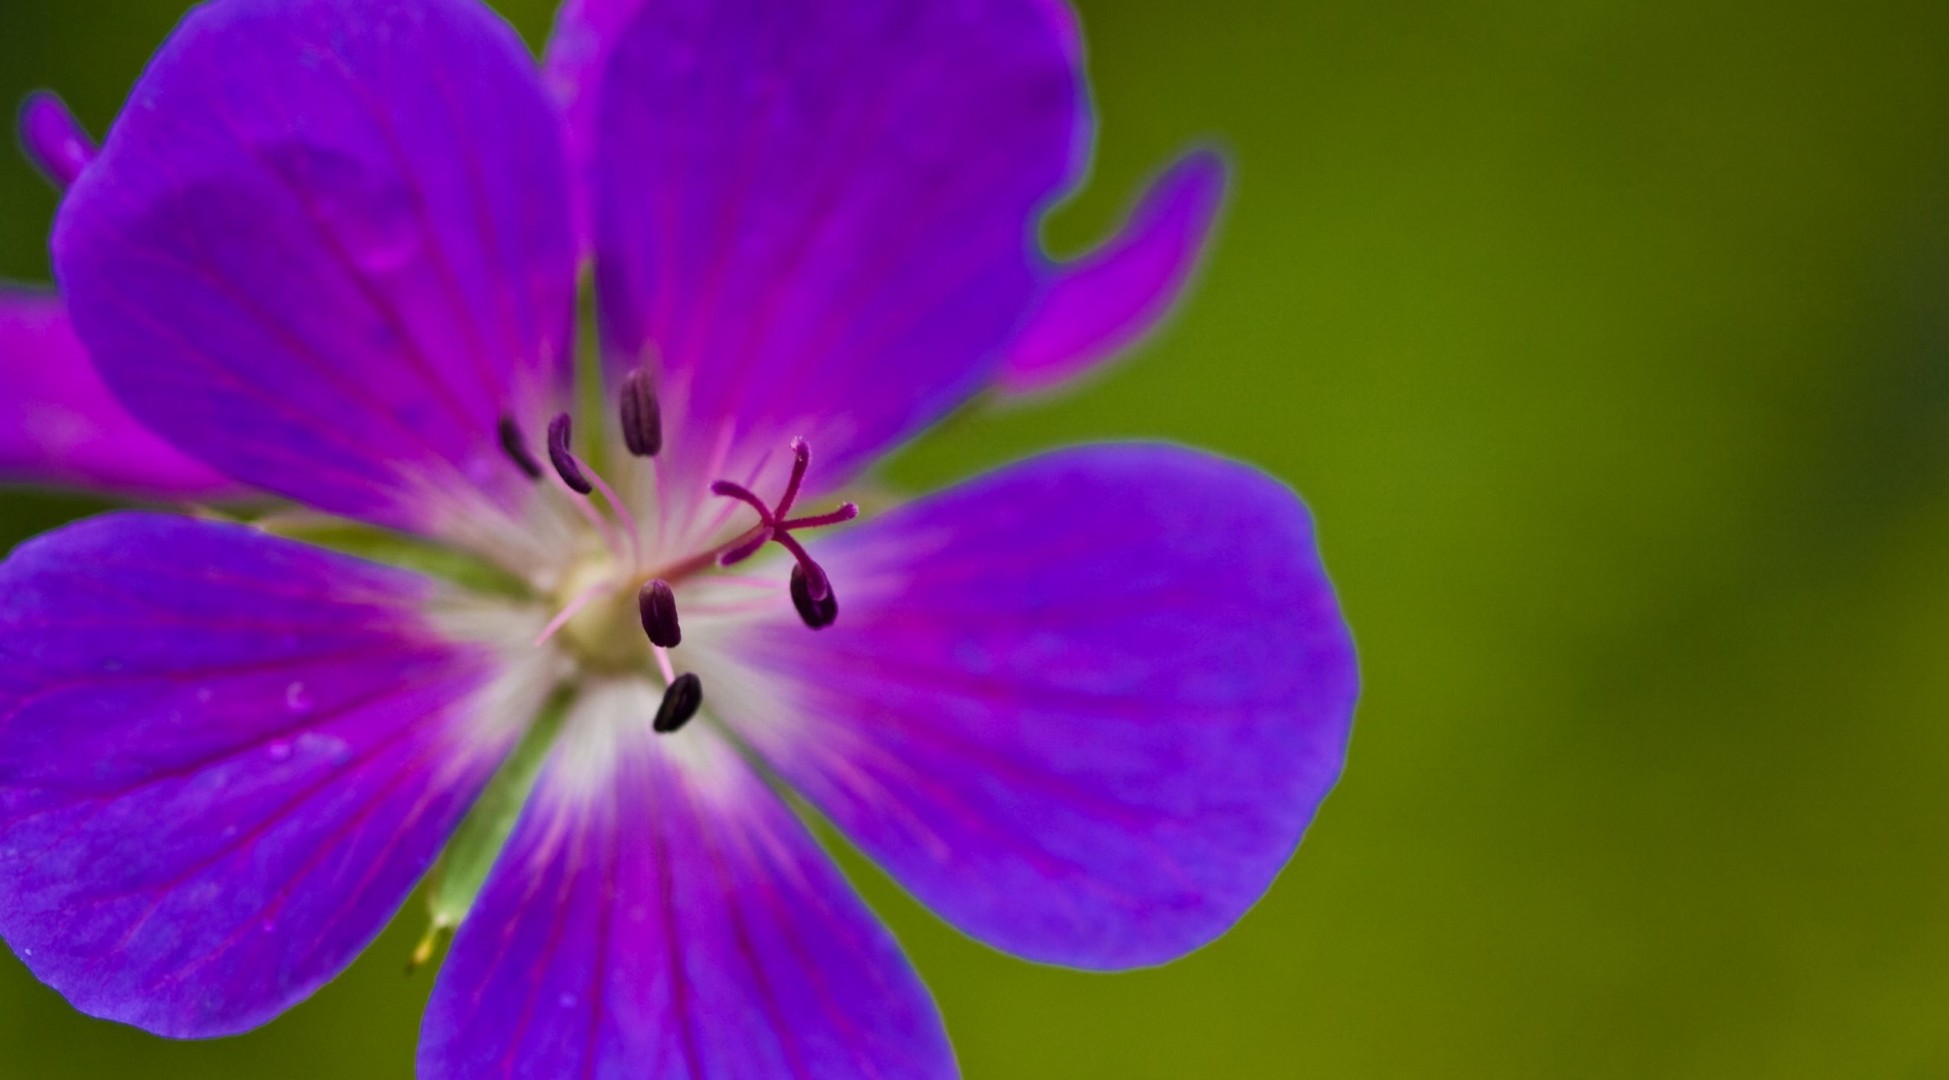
(578, 464, 644, 569)
(789, 564, 839, 630)
(653, 673, 703, 734)
(546, 413, 593, 494)
(497, 415, 544, 480)
(535, 412, 627, 563)
(638, 579, 681, 648)
(18, 91, 95, 191)
(618, 368, 663, 457)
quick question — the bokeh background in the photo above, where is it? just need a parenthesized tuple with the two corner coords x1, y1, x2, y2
(4, 0, 1949, 1076)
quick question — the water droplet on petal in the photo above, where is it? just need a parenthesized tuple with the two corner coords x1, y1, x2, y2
(296, 731, 353, 764)
(267, 741, 293, 763)
(285, 681, 314, 715)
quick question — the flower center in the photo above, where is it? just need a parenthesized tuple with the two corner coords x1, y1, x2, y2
(498, 368, 858, 732)
(549, 557, 645, 672)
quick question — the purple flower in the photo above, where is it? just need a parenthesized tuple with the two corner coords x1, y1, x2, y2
(0, 0, 1357, 1074)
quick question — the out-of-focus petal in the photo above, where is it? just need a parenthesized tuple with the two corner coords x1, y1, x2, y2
(540, 0, 634, 247)
(420, 679, 953, 1078)
(592, 0, 1088, 526)
(997, 149, 1229, 398)
(0, 287, 236, 498)
(0, 513, 550, 1037)
(52, 0, 578, 567)
(689, 444, 1358, 970)
(17, 91, 96, 191)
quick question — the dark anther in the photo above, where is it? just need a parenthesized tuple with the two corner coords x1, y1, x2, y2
(789, 564, 839, 630)
(654, 673, 703, 734)
(546, 413, 593, 494)
(618, 368, 663, 458)
(638, 579, 681, 648)
(497, 416, 543, 481)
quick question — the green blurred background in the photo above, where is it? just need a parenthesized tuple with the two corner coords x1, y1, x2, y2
(6, 0, 1949, 1075)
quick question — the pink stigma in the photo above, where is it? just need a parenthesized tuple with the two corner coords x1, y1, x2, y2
(710, 437, 857, 606)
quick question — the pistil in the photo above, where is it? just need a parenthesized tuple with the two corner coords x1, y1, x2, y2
(710, 437, 857, 620)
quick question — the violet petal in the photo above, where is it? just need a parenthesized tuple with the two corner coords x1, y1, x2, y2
(590, 0, 1088, 516)
(418, 686, 953, 1077)
(53, 0, 577, 554)
(17, 91, 96, 191)
(0, 286, 238, 498)
(0, 512, 526, 1037)
(697, 444, 1359, 970)
(997, 149, 1230, 398)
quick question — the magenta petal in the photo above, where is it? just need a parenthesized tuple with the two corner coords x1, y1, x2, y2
(0, 286, 236, 498)
(52, 0, 577, 549)
(701, 444, 1358, 970)
(0, 513, 521, 1037)
(420, 687, 954, 1078)
(541, 0, 635, 248)
(592, 0, 1088, 507)
(998, 149, 1229, 397)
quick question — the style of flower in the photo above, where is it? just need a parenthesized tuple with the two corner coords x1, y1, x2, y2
(0, 0, 1358, 1075)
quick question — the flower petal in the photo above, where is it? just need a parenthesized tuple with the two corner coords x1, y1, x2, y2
(997, 149, 1229, 398)
(592, 0, 1088, 510)
(540, 0, 635, 247)
(0, 512, 548, 1037)
(420, 679, 954, 1079)
(689, 444, 1358, 970)
(52, 0, 578, 562)
(0, 286, 236, 498)
(18, 91, 98, 191)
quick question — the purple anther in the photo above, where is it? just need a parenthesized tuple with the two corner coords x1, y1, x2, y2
(545, 413, 592, 495)
(653, 672, 703, 734)
(789, 564, 839, 630)
(637, 579, 681, 649)
(618, 368, 663, 457)
(18, 91, 95, 191)
(497, 416, 544, 481)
